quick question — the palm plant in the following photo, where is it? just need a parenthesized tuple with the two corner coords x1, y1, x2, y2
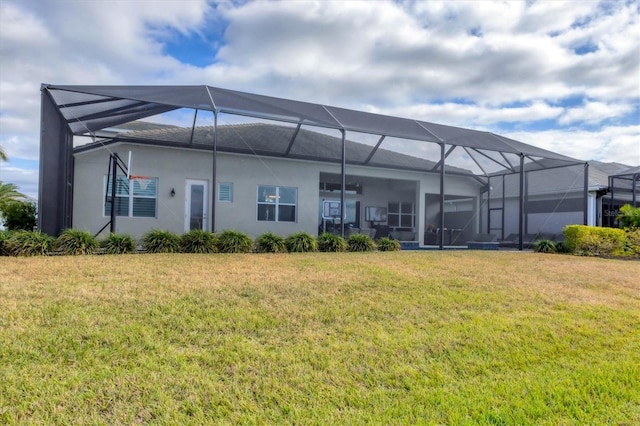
(0, 145, 7, 162)
(0, 182, 26, 211)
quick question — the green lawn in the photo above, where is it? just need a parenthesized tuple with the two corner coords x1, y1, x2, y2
(1, 251, 639, 424)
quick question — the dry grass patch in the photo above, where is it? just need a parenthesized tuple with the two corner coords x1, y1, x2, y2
(1, 252, 639, 424)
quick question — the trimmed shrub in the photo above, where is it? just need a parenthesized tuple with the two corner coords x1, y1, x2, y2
(217, 230, 254, 253)
(377, 236, 401, 252)
(55, 229, 99, 255)
(347, 233, 376, 252)
(180, 229, 218, 254)
(533, 239, 556, 253)
(0, 230, 13, 256)
(563, 225, 627, 257)
(255, 232, 287, 253)
(142, 229, 180, 253)
(6, 231, 54, 256)
(101, 233, 137, 254)
(285, 232, 318, 253)
(624, 228, 640, 257)
(317, 232, 347, 252)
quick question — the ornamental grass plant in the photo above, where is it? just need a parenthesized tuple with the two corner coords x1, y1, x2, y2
(533, 239, 557, 253)
(55, 229, 99, 256)
(180, 229, 218, 254)
(142, 229, 180, 254)
(376, 236, 401, 252)
(317, 232, 347, 252)
(0, 230, 12, 256)
(347, 233, 376, 252)
(4, 230, 54, 256)
(101, 233, 137, 255)
(217, 230, 254, 253)
(255, 232, 287, 253)
(285, 231, 318, 253)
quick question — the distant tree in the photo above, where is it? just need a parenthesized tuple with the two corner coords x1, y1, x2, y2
(1, 200, 37, 231)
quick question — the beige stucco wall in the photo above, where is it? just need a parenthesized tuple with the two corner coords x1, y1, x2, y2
(73, 143, 482, 242)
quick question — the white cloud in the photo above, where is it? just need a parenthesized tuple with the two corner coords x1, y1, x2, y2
(505, 125, 640, 165)
(559, 101, 636, 125)
(0, 165, 39, 200)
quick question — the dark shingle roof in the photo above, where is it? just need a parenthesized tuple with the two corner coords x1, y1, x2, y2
(101, 122, 474, 175)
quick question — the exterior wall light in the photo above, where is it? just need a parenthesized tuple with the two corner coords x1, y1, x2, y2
(170, 188, 176, 197)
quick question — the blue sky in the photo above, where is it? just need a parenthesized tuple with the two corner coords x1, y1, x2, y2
(0, 0, 638, 199)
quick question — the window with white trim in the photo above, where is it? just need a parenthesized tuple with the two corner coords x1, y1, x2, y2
(257, 185, 297, 222)
(218, 182, 233, 202)
(104, 176, 158, 218)
(388, 201, 414, 228)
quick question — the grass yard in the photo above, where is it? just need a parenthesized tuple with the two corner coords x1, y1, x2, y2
(1, 251, 639, 425)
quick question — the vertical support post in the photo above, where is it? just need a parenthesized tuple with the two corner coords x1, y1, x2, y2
(633, 173, 638, 206)
(518, 154, 525, 250)
(211, 111, 218, 233)
(340, 129, 346, 238)
(501, 174, 505, 240)
(38, 87, 74, 236)
(110, 154, 117, 233)
(487, 176, 491, 235)
(609, 176, 614, 227)
(583, 162, 589, 225)
(439, 143, 445, 250)
(524, 168, 529, 235)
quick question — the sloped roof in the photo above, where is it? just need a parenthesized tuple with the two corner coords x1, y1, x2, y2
(43, 84, 582, 174)
(77, 122, 475, 175)
(610, 165, 640, 177)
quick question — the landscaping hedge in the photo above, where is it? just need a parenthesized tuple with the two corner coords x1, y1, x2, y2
(563, 225, 628, 257)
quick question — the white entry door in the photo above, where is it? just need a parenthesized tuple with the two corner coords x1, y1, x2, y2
(185, 180, 208, 231)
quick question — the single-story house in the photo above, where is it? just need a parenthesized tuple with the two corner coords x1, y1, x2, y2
(39, 84, 592, 249)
